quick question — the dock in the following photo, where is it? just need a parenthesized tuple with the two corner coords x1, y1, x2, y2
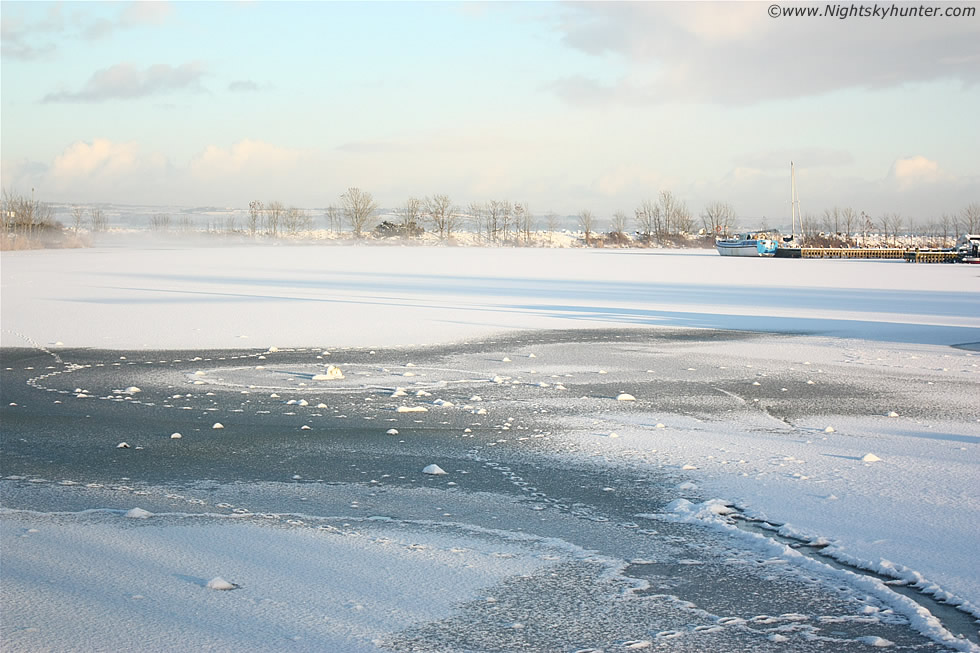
(775, 247, 959, 262)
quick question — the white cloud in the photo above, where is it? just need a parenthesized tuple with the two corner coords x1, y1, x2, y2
(82, 1, 175, 40)
(551, 2, 980, 106)
(0, 6, 61, 61)
(189, 140, 311, 179)
(29, 139, 173, 203)
(43, 62, 206, 103)
(227, 80, 259, 93)
(887, 155, 949, 187)
(51, 139, 141, 178)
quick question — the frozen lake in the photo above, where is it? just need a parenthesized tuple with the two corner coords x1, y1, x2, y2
(2, 244, 978, 651)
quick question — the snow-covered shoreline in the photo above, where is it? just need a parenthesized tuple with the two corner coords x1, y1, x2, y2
(2, 244, 977, 350)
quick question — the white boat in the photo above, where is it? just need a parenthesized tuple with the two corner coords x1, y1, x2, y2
(715, 233, 778, 256)
(716, 162, 805, 257)
(954, 234, 980, 263)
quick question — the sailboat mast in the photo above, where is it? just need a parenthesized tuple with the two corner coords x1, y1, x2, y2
(791, 161, 804, 247)
(791, 161, 795, 239)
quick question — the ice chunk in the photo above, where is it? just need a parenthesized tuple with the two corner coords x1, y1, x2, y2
(212, 422, 224, 429)
(124, 508, 152, 519)
(861, 453, 882, 462)
(616, 393, 636, 401)
(422, 464, 447, 475)
(170, 433, 182, 439)
(206, 577, 238, 591)
(313, 365, 344, 381)
(856, 636, 893, 647)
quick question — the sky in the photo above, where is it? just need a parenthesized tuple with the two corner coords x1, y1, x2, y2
(2, 1, 979, 226)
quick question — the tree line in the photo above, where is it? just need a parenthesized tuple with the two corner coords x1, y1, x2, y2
(766, 203, 979, 248)
(1, 188, 107, 249)
(239, 187, 738, 246)
(4, 183, 978, 250)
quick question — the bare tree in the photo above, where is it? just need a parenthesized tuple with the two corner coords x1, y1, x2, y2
(578, 209, 596, 245)
(468, 201, 487, 241)
(2, 189, 58, 239)
(400, 197, 423, 236)
(514, 202, 534, 244)
(247, 200, 263, 237)
(939, 213, 954, 245)
(283, 206, 304, 236)
(90, 207, 108, 233)
(700, 201, 737, 236)
(962, 202, 980, 234)
(265, 201, 285, 237)
(545, 211, 560, 245)
(801, 212, 820, 239)
(324, 205, 342, 233)
(634, 199, 659, 244)
(424, 194, 459, 239)
(841, 207, 857, 245)
(674, 202, 695, 236)
(71, 205, 86, 234)
(610, 211, 628, 236)
(498, 200, 513, 243)
(860, 211, 874, 245)
(822, 207, 843, 236)
(879, 212, 905, 246)
(341, 187, 377, 237)
(150, 213, 171, 231)
(486, 200, 510, 243)
(657, 190, 679, 239)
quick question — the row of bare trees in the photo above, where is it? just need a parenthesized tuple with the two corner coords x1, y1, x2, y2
(244, 200, 315, 237)
(246, 189, 377, 239)
(578, 191, 733, 246)
(1, 189, 104, 249)
(794, 203, 980, 247)
(2, 189, 59, 238)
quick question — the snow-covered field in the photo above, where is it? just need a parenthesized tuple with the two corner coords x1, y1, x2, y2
(2, 243, 978, 651)
(2, 243, 977, 350)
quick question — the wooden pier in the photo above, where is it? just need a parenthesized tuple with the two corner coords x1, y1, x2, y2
(775, 247, 957, 262)
(903, 250, 959, 264)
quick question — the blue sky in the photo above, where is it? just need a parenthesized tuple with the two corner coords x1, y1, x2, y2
(2, 1, 978, 225)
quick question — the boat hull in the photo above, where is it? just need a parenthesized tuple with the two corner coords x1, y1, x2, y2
(715, 239, 777, 257)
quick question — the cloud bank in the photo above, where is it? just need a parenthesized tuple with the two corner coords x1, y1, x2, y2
(550, 2, 980, 106)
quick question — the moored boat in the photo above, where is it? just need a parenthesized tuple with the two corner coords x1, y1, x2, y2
(954, 234, 980, 263)
(715, 233, 778, 256)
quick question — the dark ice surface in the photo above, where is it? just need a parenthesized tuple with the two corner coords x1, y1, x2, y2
(2, 329, 974, 651)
